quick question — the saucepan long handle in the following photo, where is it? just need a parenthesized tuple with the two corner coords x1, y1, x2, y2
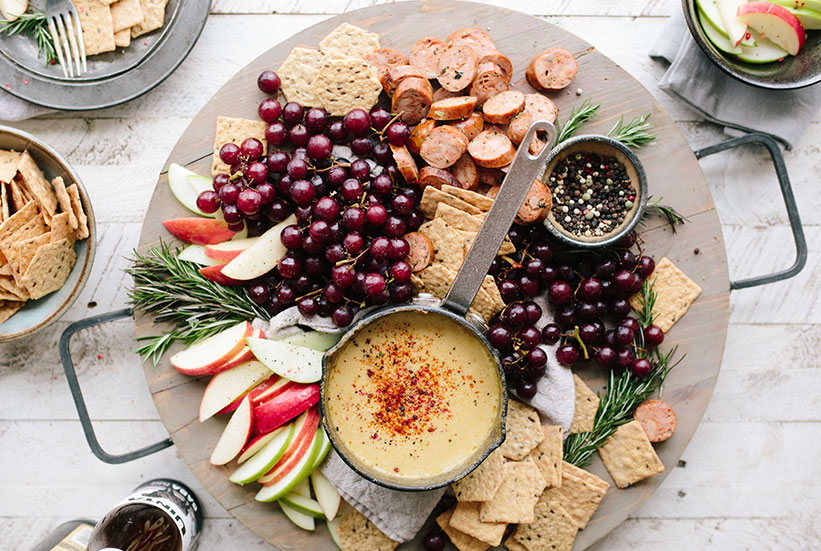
(442, 121, 557, 316)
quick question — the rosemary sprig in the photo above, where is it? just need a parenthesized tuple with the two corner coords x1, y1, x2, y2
(0, 8, 57, 64)
(633, 279, 658, 328)
(127, 242, 269, 366)
(607, 113, 656, 148)
(556, 98, 600, 143)
(644, 196, 688, 233)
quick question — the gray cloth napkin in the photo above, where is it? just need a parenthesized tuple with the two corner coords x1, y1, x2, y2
(0, 92, 52, 122)
(650, 11, 820, 149)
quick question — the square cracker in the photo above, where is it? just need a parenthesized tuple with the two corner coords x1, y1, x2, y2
(131, 0, 168, 38)
(52, 177, 78, 230)
(418, 217, 473, 271)
(530, 425, 563, 488)
(110, 0, 144, 32)
(453, 448, 505, 502)
(48, 213, 76, 246)
(210, 116, 268, 176)
(336, 508, 398, 551)
(278, 47, 326, 108)
(441, 184, 494, 212)
(597, 419, 664, 488)
(498, 399, 544, 461)
(0, 150, 22, 183)
(513, 499, 578, 551)
(75, 0, 117, 55)
(629, 257, 702, 333)
(569, 374, 600, 434)
(421, 186, 483, 217)
(21, 238, 76, 300)
(318, 22, 380, 60)
(1, 183, 9, 221)
(436, 202, 485, 232)
(561, 461, 609, 492)
(504, 530, 528, 551)
(412, 263, 455, 299)
(0, 213, 47, 263)
(480, 457, 547, 524)
(114, 29, 132, 47)
(0, 300, 25, 324)
(0, 275, 28, 300)
(65, 185, 89, 239)
(462, 232, 516, 257)
(436, 510, 488, 551)
(310, 58, 382, 117)
(449, 501, 507, 547)
(17, 151, 57, 219)
(470, 275, 505, 322)
(9, 232, 50, 277)
(554, 470, 608, 528)
(0, 201, 38, 246)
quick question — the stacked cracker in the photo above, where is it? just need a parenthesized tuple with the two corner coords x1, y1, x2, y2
(277, 23, 383, 116)
(75, 0, 168, 55)
(0, 150, 88, 324)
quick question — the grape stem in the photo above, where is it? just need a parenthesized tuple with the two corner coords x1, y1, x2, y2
(374, 112, 405, 141)
(572, 326, 590, 359)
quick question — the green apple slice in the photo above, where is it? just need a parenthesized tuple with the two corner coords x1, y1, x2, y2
(229, 424, 295, 485)
(168, 164, 214, 218)
(279, 501, 316, 531)
(310, 428, 331, 470)
(280, 493, 325, 519)
(696, 0, 728, 36)
(278, 331, 342, 352)
(221, 214, 296, 281)
(292, 478, 312, 498)
(255, 428, 324, 503)
(700, 9, 743, 53)
(772, 0, 821, 14)
(784, 4, 821, 29)
(327, 517, 343, 550)
(178, 244, 222, 266)
(247, 337, 323, 383)
(737, 29, 789, 63)
(311, 470, 341, 520)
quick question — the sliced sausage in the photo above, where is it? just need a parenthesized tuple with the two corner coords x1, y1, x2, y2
(382, 65, 425, 95)
(483, 122, 508, 135)
(365, 48, 408, 81)
(634, 399, 677, 443)
(524, 93, 558, 124)
(483, 90, 525, 124)
(529, 135, 547, 155)
(478, 50, 513, 82)
(468, 130, 516, 168)
(419, 166, 460, 189)
(446, 112, 484, 141)
(469, 62, 510, 107)
(446, 27, 496, 52)
(392, 77, 433, 125)
(408, 37, 447, 80)
(478, 166, 503, 188)
(450, 154, 479, 190)
(408, 118, 437, 156)
(429, 96, 477, 120)
(487, 184, 500, 199)
(507, 110, 533, 145)
(515, 178, 552, 224)
(390, 144, 419, 185)
(526, 47, 578, 91)
(437, 46, 478, 92)
(404, 231, 435, 272)
(420, 126, 469, 169)
(433, 87, 464, 102)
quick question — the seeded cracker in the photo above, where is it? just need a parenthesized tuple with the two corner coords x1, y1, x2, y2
(75, 0, 117, 55)
(211, 117, 268, 176)
(504, 530, 528, 551)
(1, 184, 8, 221)
(278, 48, 326, 108)
(114, 29, 132, 47)
(0, 150, 22, 183)
(0, 301, 24, 323)
(513, 499, 578, 551)
(420, 186, 483, 217)
(569, 374, 600, 434)
(413, 263, 456, 298)
(0, 202, 37, 246)
(553, 470, 608, 529)
(440, 184, 494, 211)
(453, 448, 505, 502)
(530, 425, 563, 488)
(21, 238, 76, 300)
(418, 217, 474, 271)
(480, 457, 547, 524)
(449, 501, 507, 547)
(65, 185, 89, 239)
(561, 461, 610, 492)
(48, 213, 76, 246)
(318, 22, 380, 60)
(471, 276, 506, 322)
(436, 510, 489, 551)
(110, 0, 144, 32)
(16, 151, 57, 221)
(52, 178, 78, 231)
(131, 0, 168, 38)
(337, 508, 398, 551)
(310, 58, 382, 117)
(597, 419, 664, 488)
(498, 399, 544, 460)
(629, 257, 702, 333)
(9, 233, 51, 282)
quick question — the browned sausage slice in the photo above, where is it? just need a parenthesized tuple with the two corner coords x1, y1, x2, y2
(483, 90, 525, 124)
(483, 122, 508, 135)
(634, 399, 677, 443)
(468, 130, 516, 168)
(390, 144, 419, 185)
(515, 178, 552, 224)
(450, 154, 479, 190)
(433, 87, 463, 102)
(392, 77, 433, 125)
(408, 118, 437, 155)
(365, 48, 408, 81)
(429, 96, 477, 120)
(526, 47, 578, 91)
(404, 231, 435, 272)
(420, 126, 469, 169)
(382, 65, 425, 95)
(419, 166, 460, 189)
(409, 37, 447, 80)
(524, 93, 558, 124)
(507, 110, 533, 145)
(469, 62, 510, 107)
(446, 27, 496, 51)
(478, 167, 503, 188)
(437, 46, 478, 92)
(478, 50, 513, 82)
(446, 112, 484, 141)
(529, 135, 547, 155)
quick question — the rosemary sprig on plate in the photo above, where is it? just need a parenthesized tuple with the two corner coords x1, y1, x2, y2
(644, 196, 688, 233)
(607, 113, 656, 148)
(0, 8, 57, 64)
(556, 98, 600, 143)
(127, 242, 269, 366)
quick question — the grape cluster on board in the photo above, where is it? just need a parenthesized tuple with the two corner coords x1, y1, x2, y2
(196, 70, 420, 328)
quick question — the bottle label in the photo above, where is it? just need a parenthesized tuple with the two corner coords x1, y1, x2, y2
(50, 523, 94, 551)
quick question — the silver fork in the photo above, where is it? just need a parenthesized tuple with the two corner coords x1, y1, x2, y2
(45, 0, 87, 78)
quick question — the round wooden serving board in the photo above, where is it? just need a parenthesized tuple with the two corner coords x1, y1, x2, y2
(136, 2, 731, 549)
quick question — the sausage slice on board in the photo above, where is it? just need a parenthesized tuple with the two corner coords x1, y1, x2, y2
(420, 126, 470, 169)
(468, 130, 516, 168)
(634, 399, 677, 443)
(392, 76, 433, 125)
(446, 27, 496, 52)
(437, 45, 478, 92)
(429, 96, 478, 121)
(408, 118, 437, 155)
(469, 62, 510, 107)
(515, 178, 552, 224)
(507, 110, 533, 145)
(446, 112, 484, 141)
(365, 48, 408, 81)
(419, 166, 460, 189)
(390, 144, 419, 185)
(382, 65, 425, 95)
(433, 87, 464, 102)
(526, 47, 579, 91)
(404, 231, 435, 272)
(478, 50, 513, 82)
(409, 37, 447, 80)
(450, 154, 479, 190)
(524, 93, 558, 124)
(483, 90, 525, 124)
(478, 166, 503, 188)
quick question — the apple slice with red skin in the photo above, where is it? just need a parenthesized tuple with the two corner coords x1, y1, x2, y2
(171, 321, 252, 376)
(199, 264, 244, 286)
(210, 328, 266, 382)
(222, 214, 296, 280)
(252, 383, 320, 436)
(238, 430, 281, 464)
(737, 1, 806, 55)
(251, 378, 297, 407)
(210, 395, 254, 465)
(258, 407, 321, 486)
(216, 372, 277, 416)
(204, 237, 260, 261)
(199, 360, 271, 422)
(163, 218, 236, 245)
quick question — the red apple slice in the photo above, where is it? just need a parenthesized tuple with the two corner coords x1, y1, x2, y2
(163, 218, 235, 245)
(251, 378, 297, 407)
(170, 321, 252, 375)
(210, 395, 253, 465)
(252, 383, 320, 436)
(205, 237, 260, 261)
(222, 214, 296, 280)
(737, 1, 806, 55)
(217, 372, 276, 416)
(199, 360, 271, 422)
(258, 407, 321, 486)
(199, 264, 244, 286)
(238, 430, 281, 464)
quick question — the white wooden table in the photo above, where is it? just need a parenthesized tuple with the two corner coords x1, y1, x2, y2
(2, 1, 820, 549)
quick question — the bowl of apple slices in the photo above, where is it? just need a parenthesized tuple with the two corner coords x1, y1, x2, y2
(683, 0, 821, 89)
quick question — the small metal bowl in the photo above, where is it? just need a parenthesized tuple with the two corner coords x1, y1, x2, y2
(542, 135, 648, 249)
(0, 126, 96, 342)
(682, 0, 821, 89)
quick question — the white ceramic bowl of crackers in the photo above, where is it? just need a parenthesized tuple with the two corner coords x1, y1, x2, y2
(0, 126, 94, 342)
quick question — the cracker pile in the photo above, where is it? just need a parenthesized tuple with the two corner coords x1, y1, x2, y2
(75, 0, 169, 56)
(277, 23, 383, 115)
(0, 150, 88, 324)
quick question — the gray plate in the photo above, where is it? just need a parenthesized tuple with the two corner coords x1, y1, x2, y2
(0, 0, 210, 110)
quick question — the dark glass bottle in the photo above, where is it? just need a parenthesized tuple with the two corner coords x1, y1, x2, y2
(30, 520, 95, 551)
